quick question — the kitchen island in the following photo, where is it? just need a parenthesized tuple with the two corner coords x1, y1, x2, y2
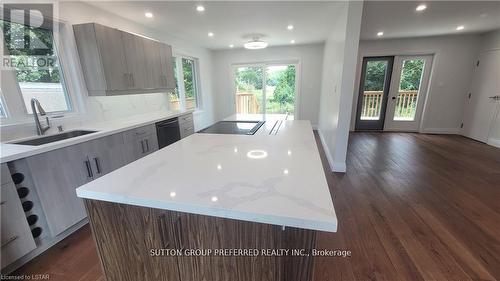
(76, 119, 336, 281)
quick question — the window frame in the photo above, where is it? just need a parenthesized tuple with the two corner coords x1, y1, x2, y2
(0, 15, 83, 126)
(172, 53, 202, 111)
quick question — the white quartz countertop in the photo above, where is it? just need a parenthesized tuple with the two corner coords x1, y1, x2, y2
(76, 119, 338, 232)
(0, 110, 193, 163)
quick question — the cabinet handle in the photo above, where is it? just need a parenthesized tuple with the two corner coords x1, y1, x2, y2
(123, 73, 129, 86)
(1, 236, 18, 248)
(145, 139, 149, 152)
(0, 201, 6, 206)
(85, 160, 93, 179)
(130, 74, 135, 87)
(94, 157, 101, 174)
(140, 140, 145, 154)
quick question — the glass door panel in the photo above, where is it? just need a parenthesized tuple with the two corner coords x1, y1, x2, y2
(234, 66, 264, 115)
(355, 56, 394, 130)
(393, 59, 425, 121)
(384, 55, 433, 131)
(265, 65, 296, 119)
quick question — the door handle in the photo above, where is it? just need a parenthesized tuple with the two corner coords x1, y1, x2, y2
(85, 160, 93, 179)
(94, 157, 101, 174)
(140, 140, 145, 154)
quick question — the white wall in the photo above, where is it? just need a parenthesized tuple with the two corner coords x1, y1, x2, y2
(318, 1, 363, 172)
(211, 44, 324, 125)
(1, 1, 215, 141)
(350, 34, 481, 134)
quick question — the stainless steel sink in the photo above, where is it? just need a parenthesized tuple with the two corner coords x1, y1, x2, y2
(13, 130, 98, 146)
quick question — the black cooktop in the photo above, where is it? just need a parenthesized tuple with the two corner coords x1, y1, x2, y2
(198, 121, 265, 135)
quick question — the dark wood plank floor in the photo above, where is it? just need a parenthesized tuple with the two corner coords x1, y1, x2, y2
(11, 132, 500, 281)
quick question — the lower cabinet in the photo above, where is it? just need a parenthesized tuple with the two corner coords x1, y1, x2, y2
(179, 114, 194, 139)
(123, 124, 159, 163)
(1, 180, 37, 268)
(25, 133, 127, 236)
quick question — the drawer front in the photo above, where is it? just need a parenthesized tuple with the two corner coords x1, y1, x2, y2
(1, 183, 37, 268)
(180, 123, 194, 139)
(179, 113, 193, 124)
(124, 124, 157, 142)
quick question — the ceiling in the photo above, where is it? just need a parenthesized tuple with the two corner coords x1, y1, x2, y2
(87, 1, 346, 50)
(361, 1, 500, 40)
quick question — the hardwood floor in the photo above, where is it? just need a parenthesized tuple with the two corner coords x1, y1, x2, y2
(10, 132, 500, 281)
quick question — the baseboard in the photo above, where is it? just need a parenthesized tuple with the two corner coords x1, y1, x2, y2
(420, 127, 462, 134)
(317, 130, 346, 173)
(487, 138, 500, 148)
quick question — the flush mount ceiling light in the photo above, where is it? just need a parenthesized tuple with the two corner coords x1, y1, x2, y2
(244, 37, 268, 49)
(456, 25, 465, 31)
(377, 31, 384, 36)
(196, 5, 205, 12)
(145, 12, 153, 18)
(416, 4, 427, 11)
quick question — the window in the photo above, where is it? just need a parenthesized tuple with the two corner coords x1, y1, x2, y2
(1, 20, 71, 115)
(182, 58, 198, 110)
(170, 56, 200, 110)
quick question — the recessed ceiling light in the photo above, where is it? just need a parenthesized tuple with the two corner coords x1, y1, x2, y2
(145, 12, 153, 18)
(377, 31, 384, 36)
(229, 44, 234, 48)
(208, 32, 214, 37)
(456, 25, 465, 31)
(416, 4, 427, 11)
(290, 39, 295, 44)
(211, 196, 218, 202)
(196, 5, 205, 12)
(287, 25, 294, 30)
(244, 39, 268, 50)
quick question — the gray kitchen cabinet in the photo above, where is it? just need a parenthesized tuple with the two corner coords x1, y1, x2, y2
(121, 31, 147, 90)
(24, 133, 127, 236)
(73, 23, 128, 94)
(1, 168, 37, 269)
(158, 43, 176, 89)
(179, 113, 195, 139)
(143, 39, 163, 89)
(123, 124, 159, 163)
(73, 22, 176, 96)
(25, 143, 90, 237)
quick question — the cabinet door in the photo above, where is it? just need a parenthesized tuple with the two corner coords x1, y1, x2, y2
(94, 24, 128, 91)
(26, 144, 90, 236)
(143, 39, 163, 89)
(121, 31, 147, 90)
(87, 133, 127, 179)
(158, 43, 176, 89)
(123, 125, 159, 163)
(1, 183, 37, 268)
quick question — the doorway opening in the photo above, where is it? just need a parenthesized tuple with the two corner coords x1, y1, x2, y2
(233, 63, 297, 119)
(355, 55, 433, 131)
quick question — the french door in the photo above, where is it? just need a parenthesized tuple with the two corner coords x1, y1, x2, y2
(384, 55, 433, 131)
(355, 55, 433, 131)
(233, 63, 297, 119)
(355, 57, 394, 130)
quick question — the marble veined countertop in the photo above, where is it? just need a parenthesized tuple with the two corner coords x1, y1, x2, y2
(76, 119, 337, 232)
(0, 110, 193, 163)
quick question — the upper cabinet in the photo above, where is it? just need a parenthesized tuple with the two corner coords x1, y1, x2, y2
(73, 23, 176, 96)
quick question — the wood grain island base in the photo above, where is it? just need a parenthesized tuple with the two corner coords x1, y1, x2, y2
(84, 199, 317, 281)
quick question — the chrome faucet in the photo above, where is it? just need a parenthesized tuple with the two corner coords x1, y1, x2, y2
(31, 98, 51, 135)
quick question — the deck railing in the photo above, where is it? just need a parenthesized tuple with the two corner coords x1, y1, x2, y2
(360, 90, 419, 120)
(236, 93, 260, 114)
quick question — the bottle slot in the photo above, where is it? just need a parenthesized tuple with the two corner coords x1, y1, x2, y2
(17, 187, 29, 199)
(22, 201, 33, 212)
(11, 173, 25, 184)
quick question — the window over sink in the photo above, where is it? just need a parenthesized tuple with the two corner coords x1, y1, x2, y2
(1, 20, 72, 115)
